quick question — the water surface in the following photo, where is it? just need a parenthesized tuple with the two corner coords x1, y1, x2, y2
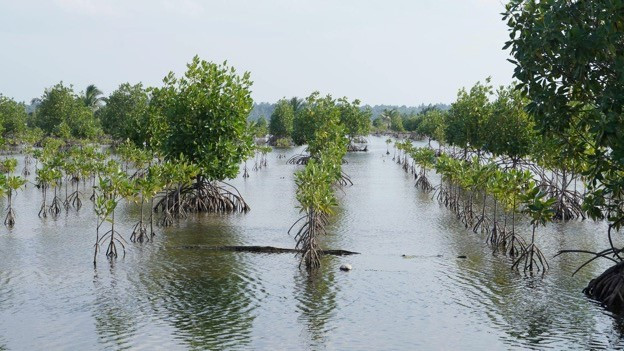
(0, 137, 621, 350)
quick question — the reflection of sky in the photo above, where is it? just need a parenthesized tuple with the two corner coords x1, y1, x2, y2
(1, 0, 512, 106)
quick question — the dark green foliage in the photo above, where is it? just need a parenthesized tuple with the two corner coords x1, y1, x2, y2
(0, 95, 27, 139)
(418, 109, 446, 144)
(34, 82, 101, 140)
(81, 84, 104, 111)
(483, 85, 535, 160)
(402, 113, 421, 132)
(338, 98, 371, 140)
(269, 99, 294, 138)
(98, 83, 150, 144)
(445, 79, 492, 151)
(504, 0, 624, 224)
(251, 116, 268, 137)
(152, 56, 255, 181)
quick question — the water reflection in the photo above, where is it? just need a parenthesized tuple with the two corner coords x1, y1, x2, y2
(436, 205, 620, 349)
(92, 264, 138, 350)
(142, 224, 259, 350)
(294, 257, 338, 349)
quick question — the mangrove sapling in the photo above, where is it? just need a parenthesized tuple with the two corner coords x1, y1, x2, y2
(499, 169, 532, 257)
(242, 161, 249, 178)
(486, 171, 506, 248)
(433, 154, 455, 208)
(413, 147, 436, 193)
(96, 172, 131, 262)
(156, 162, 175, 227)
(48, 171, 63, 217)
(22, 148, 33, 177)
(92, 194, 109, 265)
(0, 158, 18, 175)
(62, 160, 75, 210)
(143, 169, 163, 239)
(511, 186, 555, 274)
(129, 179, 148, 243)
(471, 163, 495, 234)
(4, 176, 26, 228)
(290, 159, 336, 270)
(259, 146, 271, 168)
(385, 138, 392, 155)
(36, 167, 53, 218)
(252, 149, 260, 171)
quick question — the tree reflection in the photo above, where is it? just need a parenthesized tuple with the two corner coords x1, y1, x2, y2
(92, 263, 139, 350)
(145, 222, 257, 350)
(294, 257, 338, 349)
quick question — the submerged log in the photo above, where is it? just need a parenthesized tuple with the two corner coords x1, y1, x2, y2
(173, 245, 360, 256)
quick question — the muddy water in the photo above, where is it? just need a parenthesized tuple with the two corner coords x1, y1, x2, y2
(0, 137, 622, 350)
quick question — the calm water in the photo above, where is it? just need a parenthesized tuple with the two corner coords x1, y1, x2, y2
(0, 137, 622, 350)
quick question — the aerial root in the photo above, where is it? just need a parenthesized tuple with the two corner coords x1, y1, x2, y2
(511, 242, 549, 274)
(290, 211, 328, 271)
(4, 208, 15, 227)
(287, 154, 312, 165)
(130, 221, 148, 243)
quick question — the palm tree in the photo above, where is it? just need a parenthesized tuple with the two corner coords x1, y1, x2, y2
(82, 84, 105, 111)
(380, 108, 398, 130)
(289, 97, 303, 114)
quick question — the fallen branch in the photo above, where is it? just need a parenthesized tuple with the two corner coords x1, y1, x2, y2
(172, 245, 360, 255)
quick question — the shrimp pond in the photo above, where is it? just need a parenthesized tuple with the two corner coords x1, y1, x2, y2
(0, 136, 622, 350)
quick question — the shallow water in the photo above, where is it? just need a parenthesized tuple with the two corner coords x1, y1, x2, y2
(0, 137, 622, 350)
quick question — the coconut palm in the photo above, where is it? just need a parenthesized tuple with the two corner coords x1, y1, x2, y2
(82, 84, 105, 111)
(380, 108, 398, 130)
(289, 97, 304, 114)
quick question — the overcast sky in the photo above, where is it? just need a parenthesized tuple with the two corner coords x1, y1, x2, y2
(0, 0, 513, 106)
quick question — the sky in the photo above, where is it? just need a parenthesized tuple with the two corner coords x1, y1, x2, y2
(0, 0, 514, 106)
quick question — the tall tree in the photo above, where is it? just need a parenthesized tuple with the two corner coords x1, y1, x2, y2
(338, 98, 371, 141)
(289, 97, 304, 114)
(483, 85, 535, 163)
(153, 55, 254, 181)
(36, 83, 101, 139)
(380, 108, 397, 130)
(98, 83, 149, 144)
(504, 0, 624, 310)
(0, 95, 27, 138)
(445, 79, 493, 154)
(269, 99, 294, 138)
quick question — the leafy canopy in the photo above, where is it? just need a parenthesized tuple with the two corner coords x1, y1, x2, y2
(152, 56, 255, 181)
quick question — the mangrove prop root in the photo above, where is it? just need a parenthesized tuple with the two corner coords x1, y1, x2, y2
(290, 211, 329, 270)
(287, 154, 312, 165)
(511, 242, 549, 274)
(4, 208, 15, 228)
(48, 195, 62, 217)
(99, 229, 127, 259)
(155, 180, 250, 215)
(130, 221, 149, 243)
(337, 171, 353, 187)
(415, 174, 434, 193)
(582, 261, 624, 313)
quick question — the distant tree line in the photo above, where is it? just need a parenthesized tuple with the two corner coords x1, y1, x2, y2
(247, 101, 449, 122)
